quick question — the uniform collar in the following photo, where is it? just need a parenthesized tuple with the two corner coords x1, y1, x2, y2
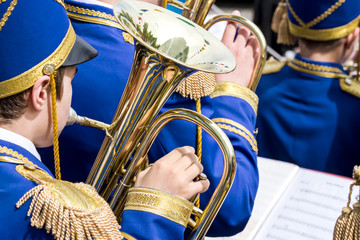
(0, 128, 41, 161)
(288, 53, 349, 79)
(65, 0, 125, 30)
(68, 0, 113, 9)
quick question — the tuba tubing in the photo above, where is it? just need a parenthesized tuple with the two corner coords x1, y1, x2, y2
(110, 108, 236, 240)
(68, 107, 236, 240)
(81, 1, 237, 239)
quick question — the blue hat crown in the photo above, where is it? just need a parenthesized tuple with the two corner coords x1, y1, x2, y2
(0, 0, 76, 98)
(287, 0, 360, 41)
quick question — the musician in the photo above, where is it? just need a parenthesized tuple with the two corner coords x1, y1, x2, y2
(0, 1, 209, 239)
(256, 0, 360, 177)
(38, 0, 260, 237)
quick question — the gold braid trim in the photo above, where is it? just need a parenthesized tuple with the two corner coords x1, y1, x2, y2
(0, 0, 17, 31)
(333, 165, 360, 240)
(124, 187, 194, 227)
(175, 71, 216, 99)
(0, 24, 76, 99)
(289, 15, 360, 41)
(291, 58, 344, 74)
(65, 4, 134, 45)
(210, 81, 259, 114)
(0, 145, 32, 164)
(287, 0, 346, 29)
(0, 145, 123, 240)
(65, 3, 118, 22)
(288, 59, 348, 79)
(212, 118, 258, 154)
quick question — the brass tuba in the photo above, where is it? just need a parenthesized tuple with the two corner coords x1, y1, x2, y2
(161, 0, 267, 91)
(67, 1, 238, 239)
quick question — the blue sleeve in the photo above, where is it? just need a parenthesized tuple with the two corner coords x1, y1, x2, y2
(121, 210, 185, 240)
(201, 95, 258, 237)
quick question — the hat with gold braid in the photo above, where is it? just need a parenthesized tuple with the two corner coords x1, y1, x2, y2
(272, 0, 360, 45)
(0, 0, 97, 180)
(0, 1, 125, 239)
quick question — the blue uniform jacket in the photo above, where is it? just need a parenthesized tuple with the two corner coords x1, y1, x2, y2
(1, 136, 185, 240)
(256, 54, 360, 177)
(39, 0, 259, 237)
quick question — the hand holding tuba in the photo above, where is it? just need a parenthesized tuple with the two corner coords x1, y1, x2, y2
(162, 0, 267, 91)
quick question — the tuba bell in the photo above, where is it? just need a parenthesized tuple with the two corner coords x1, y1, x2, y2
(161, 0, 267, 91)
(67, 1, 238, 239)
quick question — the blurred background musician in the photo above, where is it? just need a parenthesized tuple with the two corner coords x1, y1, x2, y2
(256, 0, 360, 177)
(252, 0, 295, 60)
(39, 0, 261, 237)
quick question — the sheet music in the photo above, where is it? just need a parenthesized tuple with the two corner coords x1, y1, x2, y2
(206, 157, 300, 240)
(254, 169, 354, 240)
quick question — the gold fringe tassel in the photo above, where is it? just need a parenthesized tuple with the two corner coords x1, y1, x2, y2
(271, 0, 287, 33)
(176, 71, 216, 100)
(333, 166, 360, 240)
(271, 0, 296, 45)
(16, 183, 123, 240)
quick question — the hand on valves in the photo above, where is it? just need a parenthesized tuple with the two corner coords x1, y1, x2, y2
(135, 146, 210, 200)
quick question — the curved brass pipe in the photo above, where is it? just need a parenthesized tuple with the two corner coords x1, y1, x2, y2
(110, 108, 236, 240)
(68, 105, 236, 240)
(202, 14, 267, 91)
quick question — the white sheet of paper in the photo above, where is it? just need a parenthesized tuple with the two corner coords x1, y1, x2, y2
(206, 157, 355, 240)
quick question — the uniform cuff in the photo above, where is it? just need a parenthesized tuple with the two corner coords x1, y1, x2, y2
(210, 81, 259, 114)
(124, 187, 194, 227)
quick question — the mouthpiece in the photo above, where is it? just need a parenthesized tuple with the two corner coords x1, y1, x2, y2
(66, 108, 110, 132)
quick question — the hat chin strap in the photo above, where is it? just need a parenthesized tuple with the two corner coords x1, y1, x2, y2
(49, 71, 61, 180)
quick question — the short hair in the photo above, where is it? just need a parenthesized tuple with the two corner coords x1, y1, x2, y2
(0, 67, 66, 124)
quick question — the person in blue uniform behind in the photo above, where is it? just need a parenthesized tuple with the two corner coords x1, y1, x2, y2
(0, 1, 210, 239)
(256, 0, 360, 177)
(39, 0, 261, 237)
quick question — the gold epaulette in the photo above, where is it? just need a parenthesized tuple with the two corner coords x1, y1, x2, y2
(0, 145, 124, 240)
(339, 77, 360, 98)
(262, 58, 289, 75)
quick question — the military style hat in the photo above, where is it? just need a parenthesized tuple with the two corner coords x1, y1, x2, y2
(0, 0, 97, 99)
(0, 0, 97, 180)
(272, 0, 360, 44)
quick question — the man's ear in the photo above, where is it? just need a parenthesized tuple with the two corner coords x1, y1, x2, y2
(30, 75, 50, 111)
(345, 27, 360, 49)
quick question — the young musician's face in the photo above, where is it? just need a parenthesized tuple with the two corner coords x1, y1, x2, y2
(56, 66, 77, 135)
